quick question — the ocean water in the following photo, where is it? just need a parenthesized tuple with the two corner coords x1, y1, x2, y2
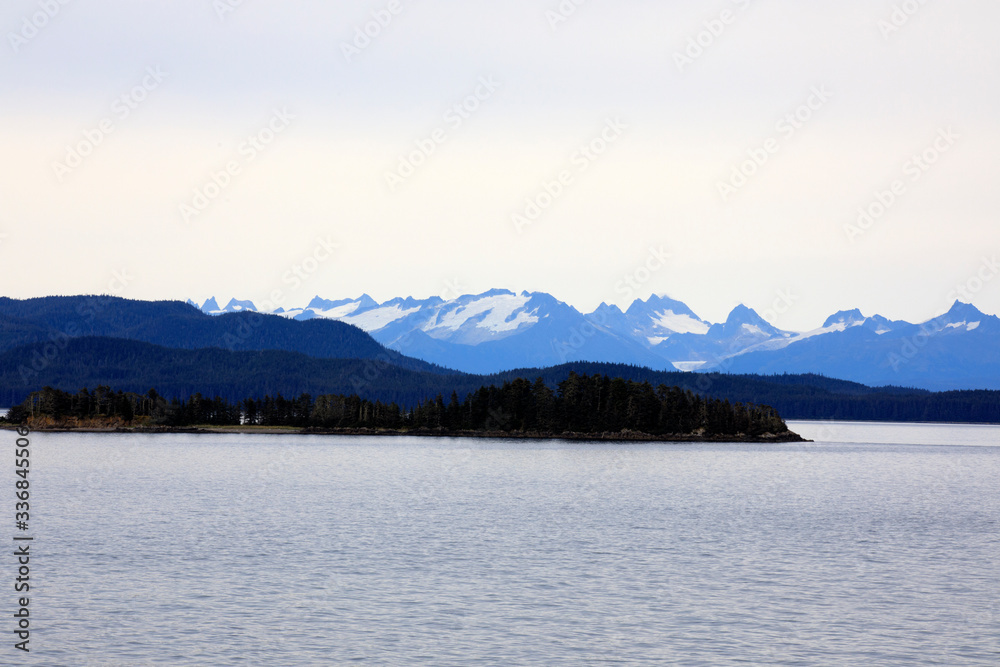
(14, 423, 1000, 665)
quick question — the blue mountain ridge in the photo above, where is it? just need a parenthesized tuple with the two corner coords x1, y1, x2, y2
(191, 291, 1000, 390)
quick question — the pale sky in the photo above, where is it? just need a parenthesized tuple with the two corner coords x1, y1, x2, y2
(1, 0, 998, 331)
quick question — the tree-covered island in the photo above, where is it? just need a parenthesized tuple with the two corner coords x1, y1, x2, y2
(1, 372, 806, 442)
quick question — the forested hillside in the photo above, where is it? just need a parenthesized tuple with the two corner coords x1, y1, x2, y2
(0, 296, 444, 373)
(0, 338, 997, 423)
(0, 337, 460, 408)
(6, 374, 794, 440)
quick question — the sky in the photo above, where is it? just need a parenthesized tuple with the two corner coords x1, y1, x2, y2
(1, 0, 998, 331)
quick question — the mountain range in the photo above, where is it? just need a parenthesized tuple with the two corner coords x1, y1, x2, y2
(1, 295, 997, 423)
(189, 291, 1000, 391)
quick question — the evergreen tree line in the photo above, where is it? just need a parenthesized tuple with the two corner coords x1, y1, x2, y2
(3, 336, 998, 424)
(3, 372, 790, 437)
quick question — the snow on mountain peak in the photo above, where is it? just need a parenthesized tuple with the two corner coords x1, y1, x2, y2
(942, 301, 987, 322)
(724, 304, 769, 327)
(298, 295, 383, 321)
(177, 290, 1000, 386)
(822, 309, 866, 329)
(223, 298, 257, 313)
(343, 304, 421, 331)
(703, 305, 788, 346)
(914, 301, 996, 336)
(423, 291, 538, 336)
(862, 314, 901, 335)
(618, 294, 709, 341)
(653, 310, 710, 335)
(479, 288, 517, 298)
(626, 294, 699, 319)
(307, 296, 357, 311)
(355, 294, 380, 309)
(383, 296, 445, 309)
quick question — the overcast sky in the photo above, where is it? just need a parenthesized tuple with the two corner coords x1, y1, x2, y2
(1, 0, 997, 330)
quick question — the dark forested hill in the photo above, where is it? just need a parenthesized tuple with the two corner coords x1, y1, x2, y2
(486, 363, 997, 423)
(1, 339, 997, 423)
(0, 296, 446, 374)
(0, 336, 466, 407)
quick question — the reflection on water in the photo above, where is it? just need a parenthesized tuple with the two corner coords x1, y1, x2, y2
(24, 427, 1000, 665)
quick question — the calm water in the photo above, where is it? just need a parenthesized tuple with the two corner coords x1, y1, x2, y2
(14, 423, 1000, 665)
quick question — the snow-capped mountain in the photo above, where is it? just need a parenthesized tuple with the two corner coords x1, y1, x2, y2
(199, 297, 221, 314)
(194, 290, 675, 373)
(189, 292, 1000, 389)
(222, 298, 257, 313)
(931, 301, 997, 334)
(822, 309, 866, 329)
(365, 290, 670, 374)
(720, 301, 1000, 390)
(705, 304, 794, 352)
(624, 303, 795, 371)
(585, 295, 711, 362)
(191, 297, 256, 316)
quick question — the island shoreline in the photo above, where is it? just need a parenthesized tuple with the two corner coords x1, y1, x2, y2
(1, 424, 810, 443)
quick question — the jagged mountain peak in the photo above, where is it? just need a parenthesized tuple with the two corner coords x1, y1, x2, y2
(223, 298, 257, 313)
(175, 290, 999, 388)
(521, 291, 579, 313)
(476, 288, 517, 298)
(626, 294, 698, 319)
(705, 304, 785, 343)
(862, 314, 902, 335)
(942, 300, 987, 322)
(303, 294, 380, 318)
(382, 295, 444, 308)
(306, 296, 356, 311)
(591, 302, 625, 317)
(355, 294, 379, 309)
(618, 295, 709, 341)
(822, 309, 866, 329)
(724, 304, 769, 326)
(919, 301, 996, 335)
